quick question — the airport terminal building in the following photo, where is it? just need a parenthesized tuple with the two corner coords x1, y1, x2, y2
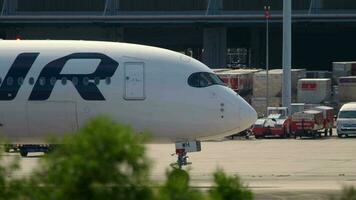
(1, 0, 356, 70)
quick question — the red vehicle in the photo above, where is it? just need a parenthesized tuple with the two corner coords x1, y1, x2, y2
(314, 106, 334, 136)
(291, 110, 325, 138)
(252, 107, 292, 138)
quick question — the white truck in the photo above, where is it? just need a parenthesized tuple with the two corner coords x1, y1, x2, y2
(337, 102, 356, 138)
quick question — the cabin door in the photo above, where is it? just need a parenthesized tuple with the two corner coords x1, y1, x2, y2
(27, 101, 78, 137)
(124, 62, 145, 100)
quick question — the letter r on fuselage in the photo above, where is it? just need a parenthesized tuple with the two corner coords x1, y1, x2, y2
(29, 53, 119, 101)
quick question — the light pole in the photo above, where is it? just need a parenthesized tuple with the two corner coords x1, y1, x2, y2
(282, 0, 292, 114)
(264, 5, 270, 116)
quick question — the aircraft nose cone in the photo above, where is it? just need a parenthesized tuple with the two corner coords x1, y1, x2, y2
(240, 101, 258, 130)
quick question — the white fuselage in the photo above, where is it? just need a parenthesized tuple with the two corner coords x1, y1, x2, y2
(0, 40, 257, 143)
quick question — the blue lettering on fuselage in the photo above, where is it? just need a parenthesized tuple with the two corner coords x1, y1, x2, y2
(0, 53, 119, 101)
(0, 53, 39, 100)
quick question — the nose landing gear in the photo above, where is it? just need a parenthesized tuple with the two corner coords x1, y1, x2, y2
(171, 140, 201, 169)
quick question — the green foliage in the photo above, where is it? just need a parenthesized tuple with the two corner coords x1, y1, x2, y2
(0, 146, 23, 200)
(158, 169, 204, 200)
(208, 170, 253, 200)
(331, 186, 356, 200)
(26, 116, 153, 200)
(0, 116, 255, 200)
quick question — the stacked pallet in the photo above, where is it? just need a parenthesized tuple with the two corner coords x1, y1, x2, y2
(338, 76, 356, 102)
(251, 69, 306, 117)
(215, 69, 261, 100)
(332, 62, 356, 84)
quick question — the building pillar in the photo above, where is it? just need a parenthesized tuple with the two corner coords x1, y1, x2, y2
(250, 28, 262, 68)
(1, 0, 17, 15)
(203, 27, 226, 69)
(206, 0, 222, 15)
(309, 0, 322, 13)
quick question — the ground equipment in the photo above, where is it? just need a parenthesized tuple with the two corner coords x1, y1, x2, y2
(252, 107, 292, 138)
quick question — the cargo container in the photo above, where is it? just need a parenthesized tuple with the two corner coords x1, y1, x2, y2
(297, 78, 331, 104)
(251, 97, 281, 117)
(332, 62, 356, 83)
(338, 76, 356, 102)
(306, 71, 332, 79)
(253, 69, 305, 99)
(215, 69, 260, 95)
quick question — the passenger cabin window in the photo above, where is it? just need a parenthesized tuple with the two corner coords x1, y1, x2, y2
(7, 77, 13, 86)
(188, 72, 225, 88)
(50, 77, 57, 86)
(105, 77, 111, 85)
(29, 77, 34, 85)
(72, 77, 78, 86)
(61, 77, 67, 85)
(18, 77, 24, 85)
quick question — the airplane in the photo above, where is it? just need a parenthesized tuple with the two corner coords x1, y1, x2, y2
(0, 40, 257, 167)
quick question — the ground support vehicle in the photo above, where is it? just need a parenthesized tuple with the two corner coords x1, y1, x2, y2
(15, 144, 55, 157)
(252, 107, 291, 138)
(314, 106, 334, 136)
(291, 110, 325, 139)
(337, 102, 356, 138)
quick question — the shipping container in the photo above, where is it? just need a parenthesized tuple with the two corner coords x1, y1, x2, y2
(338, 76, 356, 102)
(332, 62, 356, 83)
(253, 69, 305, 99)
(297, 78, 332, 104)
(306, 71, 332, 79)
(216, 69, 260, 95)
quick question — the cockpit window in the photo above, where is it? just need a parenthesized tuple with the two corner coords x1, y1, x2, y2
(188, 72, 225, 88)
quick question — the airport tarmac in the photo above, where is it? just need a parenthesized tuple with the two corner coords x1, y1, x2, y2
(3, 136, 356, 200)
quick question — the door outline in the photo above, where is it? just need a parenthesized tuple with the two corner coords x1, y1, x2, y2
(124, 62, 146, 100)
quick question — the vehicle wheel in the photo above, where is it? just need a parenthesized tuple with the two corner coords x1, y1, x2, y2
(312, 132, 317, 139)
(345, 134, 349, 138)
(329, 128, 333, 136)
(20, 150, 28, 157)
(255, 135, 262, 139)
(337, 134, 343, 138)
